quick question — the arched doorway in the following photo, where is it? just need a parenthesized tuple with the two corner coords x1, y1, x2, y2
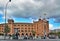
(21, 33, 24, 37)
(26, 33, 28, 36)
(22, 33, 24, 36)
(30, 33, 32, 36)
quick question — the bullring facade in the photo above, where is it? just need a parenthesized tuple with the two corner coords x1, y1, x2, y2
(0, 19, 49, 37)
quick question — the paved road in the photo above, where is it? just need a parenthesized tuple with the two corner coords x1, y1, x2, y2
(0, 36, 60, 41)
(0, 39, 60, 41)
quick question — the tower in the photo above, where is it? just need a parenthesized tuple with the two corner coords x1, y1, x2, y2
(8, 19, 14, 35)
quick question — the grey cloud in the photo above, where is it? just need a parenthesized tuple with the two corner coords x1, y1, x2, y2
(0, 0, 60, 22)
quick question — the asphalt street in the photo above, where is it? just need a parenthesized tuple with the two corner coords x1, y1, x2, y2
(0, 36, 60, 41)
(0, 39, 60, 41)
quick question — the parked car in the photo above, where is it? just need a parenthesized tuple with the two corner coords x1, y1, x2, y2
(23, 36, 27, 39)
(48, 35, 56, 39)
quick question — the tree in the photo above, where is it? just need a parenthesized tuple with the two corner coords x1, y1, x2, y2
(31, 30, 36, 37)
(57, 32, 60, 38)
(56, 32, 60, 36)
(49, 32, 56, 35)
(4, 25, 10, 36)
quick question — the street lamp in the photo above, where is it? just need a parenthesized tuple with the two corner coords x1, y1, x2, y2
(43, 13, 47, 39)
(4, 0, 11, 39)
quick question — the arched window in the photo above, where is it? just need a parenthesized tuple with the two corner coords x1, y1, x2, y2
(21, 30, 24, 32)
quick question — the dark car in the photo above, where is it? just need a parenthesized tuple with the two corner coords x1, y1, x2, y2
(24, 36, 27, 39)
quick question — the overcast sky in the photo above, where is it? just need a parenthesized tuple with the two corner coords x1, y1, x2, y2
(0, 0, 60, 30)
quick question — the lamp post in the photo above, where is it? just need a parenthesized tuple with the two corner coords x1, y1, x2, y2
(4, 0, 11, 39)
(43, 13, 47, 39)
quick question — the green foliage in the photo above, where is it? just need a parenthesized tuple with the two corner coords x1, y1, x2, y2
(49, 32, 60, 36)
(57, 32, 60, 36)
(57, 32, 60, 34)
(49, 32, 56, 35)
(12, 34, 15, 39)
(31, 30, 36, 34)
(4, 25, 10, 34)
(31, 30, 36, 36)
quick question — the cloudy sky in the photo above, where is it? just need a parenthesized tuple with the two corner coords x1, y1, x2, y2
(0, 0, 60, 30)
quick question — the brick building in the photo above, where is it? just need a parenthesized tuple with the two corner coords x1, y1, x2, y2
(0, 19, 49, 37)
